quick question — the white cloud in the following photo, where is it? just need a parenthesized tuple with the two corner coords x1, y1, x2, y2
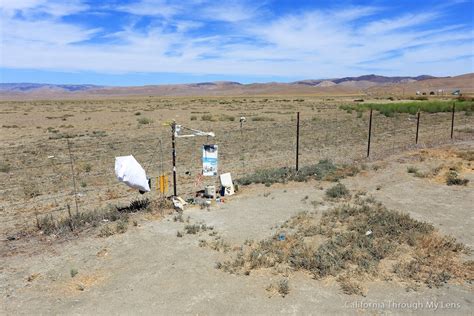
(0, 0, 95, 49)
(242, 7, 473, 76)
(331, 6, 379, 22)
(0, 0, 87, 17)
(198, 1, 262, 22)
(174, 20, 203, 32)
(360, 12, 439, 35)
(115, 0, 261, 22)
(116, 0, 180, 18)
(0, 1, 473, 79)
(2, 18, 99, 45)
(0, 0, 45, 12)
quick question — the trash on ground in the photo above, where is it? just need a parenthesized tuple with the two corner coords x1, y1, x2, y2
(204, 185, 216, 198)
(172, 196, 188, 211)
(219, 172, 235, 196)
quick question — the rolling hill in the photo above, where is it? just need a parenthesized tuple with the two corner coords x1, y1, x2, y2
(0, 74, 472, 100)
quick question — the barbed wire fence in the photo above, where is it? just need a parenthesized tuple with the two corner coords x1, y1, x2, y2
(1, 108, 473, 236)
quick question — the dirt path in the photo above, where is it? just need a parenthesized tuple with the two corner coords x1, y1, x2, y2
(1, 143, 473, 315)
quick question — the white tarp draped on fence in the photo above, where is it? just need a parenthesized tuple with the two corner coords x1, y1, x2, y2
(115, 155, 150, 192)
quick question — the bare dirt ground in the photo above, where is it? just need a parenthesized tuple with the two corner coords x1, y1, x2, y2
(1, 142, 472, 315)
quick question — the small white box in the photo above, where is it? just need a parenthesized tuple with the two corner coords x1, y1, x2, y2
(205, 185, 215, 198)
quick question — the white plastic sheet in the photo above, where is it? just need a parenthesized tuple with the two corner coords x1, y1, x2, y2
(115, 155, 150, 192)
(219, 172, 234, 196)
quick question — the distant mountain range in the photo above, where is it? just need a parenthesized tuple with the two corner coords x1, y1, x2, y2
(291, 74, 436, 86)
(0, 83, 103, 92)
(1, 74, 472, 99)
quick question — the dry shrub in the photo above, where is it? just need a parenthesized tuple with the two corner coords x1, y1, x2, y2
(323, 165, 359, 182)
(457, 150, 474, 161)
(115, 219, 128, 234)
(150, 197, 175, 214)
(98, 224, 114, 237)
(0, 162, 11, 173)
(266, 279, 290, 297)
(201, 114, 216, 121)
(216, 199, 472, 295)
(337, 275, 365, 296)
(251, 116, 275, 121)
(23, 182, 40, 199)
(35, 197, 172, 236)
(325, 183, 350, 199)
(205, 238, 230, 252)
(393, 233, 472, 288)
(197, 238, 231, 253)
(446, 171, 469, 186)
(184, 223, 212, 234)
(236, 160, 358, 186)
(218, 114, 235, 121)
(137, 117, 153, 125)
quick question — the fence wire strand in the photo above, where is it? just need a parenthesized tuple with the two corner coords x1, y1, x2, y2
(1, 109, 473, 235)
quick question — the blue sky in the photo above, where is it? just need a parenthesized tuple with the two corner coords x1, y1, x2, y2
(0, 0, 473, 85)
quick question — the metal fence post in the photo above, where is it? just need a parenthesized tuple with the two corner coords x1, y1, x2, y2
(367, 108, 373, 157)
(66, 139, 80, 214)
(451, 103, 455, 139)
(296, 112, 300, 171)
(416, 110, 420, 144)
(171, 121, 177, 196)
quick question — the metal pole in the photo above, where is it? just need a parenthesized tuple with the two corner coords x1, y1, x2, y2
(66, 139, 80, 214)
(159, 138, 163, 177)
(367, 108, 373, 157)
(240, 119, 245, 169)
(296, 112, 300, 171)
(451, 103, 455, 139)
(416, 111, 420, 144)
(171, 121, 177, 196)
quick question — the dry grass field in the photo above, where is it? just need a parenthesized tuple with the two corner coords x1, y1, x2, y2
(1, 96, 473, 239)
(1, 95, 473, 314)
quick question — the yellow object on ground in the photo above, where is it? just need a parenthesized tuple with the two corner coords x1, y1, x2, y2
(158, 175, 168, 193)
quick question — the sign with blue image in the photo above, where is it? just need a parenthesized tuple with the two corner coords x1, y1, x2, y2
(202, 144, 218, 176)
